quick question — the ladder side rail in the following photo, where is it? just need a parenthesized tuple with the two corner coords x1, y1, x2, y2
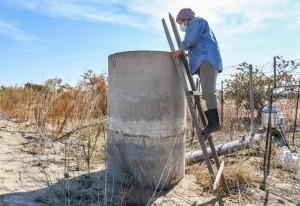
(162, 18, 224, 206)
(168, 13, 207, 127)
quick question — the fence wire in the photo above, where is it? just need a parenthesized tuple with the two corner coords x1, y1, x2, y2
(202, 57, 300, 151)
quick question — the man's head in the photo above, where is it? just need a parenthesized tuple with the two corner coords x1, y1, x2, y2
(176, 8, 195, 24)
(176, 8, 195, 32)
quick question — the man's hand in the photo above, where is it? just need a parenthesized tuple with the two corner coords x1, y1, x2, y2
(172, 49, 183, 59)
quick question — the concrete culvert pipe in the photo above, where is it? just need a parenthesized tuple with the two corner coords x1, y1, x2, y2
(107, 51, 186, 192)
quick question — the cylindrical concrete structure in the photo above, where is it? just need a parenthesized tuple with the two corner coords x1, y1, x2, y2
(107, 51, 186, 191)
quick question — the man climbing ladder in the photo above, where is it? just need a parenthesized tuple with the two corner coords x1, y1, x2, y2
(163, 9, 230, 205)
(172, 8, 222, 135)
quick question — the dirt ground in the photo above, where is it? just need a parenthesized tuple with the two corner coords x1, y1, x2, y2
(0, 113, 299, 206)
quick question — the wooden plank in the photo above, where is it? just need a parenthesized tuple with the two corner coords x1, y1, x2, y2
(189, 91, 202, 96)
(162, 18, 224, 206)
(168, 12, 181, 48)
(207, 135, 230, 195)
(168, 13, 207, 127)
(213, 161, 225, 191)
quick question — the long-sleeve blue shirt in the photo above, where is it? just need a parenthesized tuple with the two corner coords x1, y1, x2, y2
(180, 17, 223, 74)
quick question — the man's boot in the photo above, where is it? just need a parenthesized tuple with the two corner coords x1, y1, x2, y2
(201, 108, 222, 135)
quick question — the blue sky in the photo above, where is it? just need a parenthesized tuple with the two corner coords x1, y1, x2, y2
(0, 0, 300, 87)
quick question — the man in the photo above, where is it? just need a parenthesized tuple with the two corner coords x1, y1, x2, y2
(172, 8, 222, 135)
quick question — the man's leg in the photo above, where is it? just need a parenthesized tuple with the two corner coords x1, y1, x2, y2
(197, 61, 221, 135)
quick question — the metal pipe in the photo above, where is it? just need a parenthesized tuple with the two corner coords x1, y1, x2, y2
(185, 133, 265, 164)
(274, 56, 277, 88)
(275, 84, 300, 88)
(292, 81, 300, 148)
(249, 64, 254, 135)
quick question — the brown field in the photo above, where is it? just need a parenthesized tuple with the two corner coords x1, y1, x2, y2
(0, 79, 299, 205)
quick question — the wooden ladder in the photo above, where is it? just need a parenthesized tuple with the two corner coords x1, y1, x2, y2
(162, 13, 230, 206)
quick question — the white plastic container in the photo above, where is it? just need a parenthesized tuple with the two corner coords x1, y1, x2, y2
(277, 146, 300, 171)
(277, 116, 285, 125)
(261, 104, 279, 128)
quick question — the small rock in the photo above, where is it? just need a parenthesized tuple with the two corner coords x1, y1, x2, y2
(64, 172, 71, 178)
(277, 199, 285, 204)
(35, 196, 45, 203)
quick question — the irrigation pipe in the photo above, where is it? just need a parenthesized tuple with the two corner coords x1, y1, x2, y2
(185, 133, 266, 165)
(185, 131, 300, 172)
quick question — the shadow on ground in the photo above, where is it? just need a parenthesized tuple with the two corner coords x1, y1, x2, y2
(1, 169, 209, 206)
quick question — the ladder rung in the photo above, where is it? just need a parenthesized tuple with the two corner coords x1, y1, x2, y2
(188, 91, 202, 96)
(213, 161, 225, 191)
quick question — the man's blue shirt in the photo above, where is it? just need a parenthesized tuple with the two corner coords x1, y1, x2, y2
(180, 17, 223, 74)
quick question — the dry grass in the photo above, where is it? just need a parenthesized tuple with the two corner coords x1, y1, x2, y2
(186, 158, 259, 195)
(0, 87, 39, 121)
(0, 73, 107, 138)
(0, 71, 107, 173)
